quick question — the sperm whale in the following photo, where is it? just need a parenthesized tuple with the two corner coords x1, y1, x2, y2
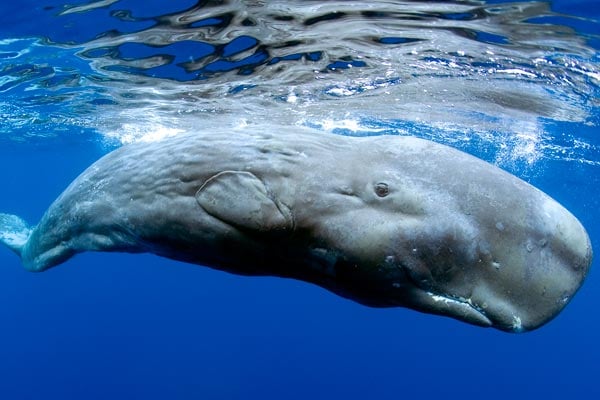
(0, 128, 592, 331)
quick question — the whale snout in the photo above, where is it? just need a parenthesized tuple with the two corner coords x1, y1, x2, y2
(478, 198, 592, 332)
(394, 179, 593, 332)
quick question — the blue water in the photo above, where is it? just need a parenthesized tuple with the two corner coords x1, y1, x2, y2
(0, 1, 599, 399)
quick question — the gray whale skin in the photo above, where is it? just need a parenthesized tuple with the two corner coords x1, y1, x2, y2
(0, 128, 592, 332)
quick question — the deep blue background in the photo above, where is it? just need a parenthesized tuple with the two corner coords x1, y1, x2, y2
(0, 1, 599, 399)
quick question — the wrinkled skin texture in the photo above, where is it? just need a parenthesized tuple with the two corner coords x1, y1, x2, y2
(0, 128, 592, 332)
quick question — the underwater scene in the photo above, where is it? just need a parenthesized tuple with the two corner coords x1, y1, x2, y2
(0, 0, 598, 398)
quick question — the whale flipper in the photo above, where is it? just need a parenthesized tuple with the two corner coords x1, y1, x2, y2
(0, 213, 32, 257)
(196, 171, 293, 233)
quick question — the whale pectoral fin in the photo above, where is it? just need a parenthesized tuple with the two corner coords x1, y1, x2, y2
(196, 171, 293, 233)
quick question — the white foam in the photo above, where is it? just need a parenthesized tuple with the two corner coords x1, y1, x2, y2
(105, 123, 185, 144)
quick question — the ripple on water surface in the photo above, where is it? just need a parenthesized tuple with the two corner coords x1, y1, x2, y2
(0, 1, 598, 170)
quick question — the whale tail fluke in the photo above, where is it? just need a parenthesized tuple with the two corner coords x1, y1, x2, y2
(0, 213, 32, 258)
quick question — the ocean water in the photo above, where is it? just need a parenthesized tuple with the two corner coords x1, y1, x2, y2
(0, 0, 598, 399)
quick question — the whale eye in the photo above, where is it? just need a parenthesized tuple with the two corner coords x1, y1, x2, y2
(374, 182, 389, 197)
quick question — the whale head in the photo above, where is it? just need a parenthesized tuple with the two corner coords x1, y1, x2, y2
(306, 136, 592, 332)
(389, 192, 593, 333)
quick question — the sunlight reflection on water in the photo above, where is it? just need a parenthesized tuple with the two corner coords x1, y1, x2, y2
(0, 1, 598, 171)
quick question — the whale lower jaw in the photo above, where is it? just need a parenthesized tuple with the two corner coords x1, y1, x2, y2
(427, 292, 495, 327)
(410, 289, 536, 332)
(405, 288, 494, 329)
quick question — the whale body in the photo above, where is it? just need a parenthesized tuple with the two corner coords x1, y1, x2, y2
(0, 128, 592, 332)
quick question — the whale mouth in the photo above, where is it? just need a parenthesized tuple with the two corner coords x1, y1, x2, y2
(410, 289, 493, 328)
(399, 265, 493, 328)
